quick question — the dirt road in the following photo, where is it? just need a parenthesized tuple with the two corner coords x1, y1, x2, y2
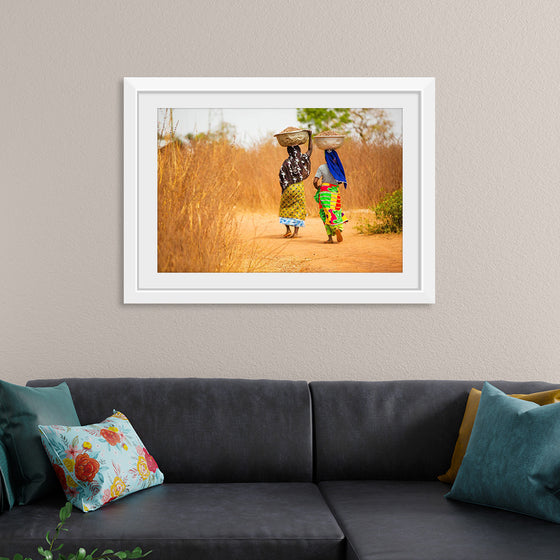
(237, 210, 402, 273)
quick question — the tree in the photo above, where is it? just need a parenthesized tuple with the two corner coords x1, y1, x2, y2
(348, 109, 397, 144)
(297, 107, 397, 144)
(296, 108, 351, 132)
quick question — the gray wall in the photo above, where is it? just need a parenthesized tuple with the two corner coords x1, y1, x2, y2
(2, 1, 559, 384)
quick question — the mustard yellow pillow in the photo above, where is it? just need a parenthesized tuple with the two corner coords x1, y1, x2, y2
(438, 387, 560, 484)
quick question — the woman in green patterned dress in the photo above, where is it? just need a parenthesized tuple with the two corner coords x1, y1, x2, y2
(313, 149, 348, 243)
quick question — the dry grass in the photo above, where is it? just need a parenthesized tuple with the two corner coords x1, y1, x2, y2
(158, 137, 402, 272)
(158, 140, 243, 272)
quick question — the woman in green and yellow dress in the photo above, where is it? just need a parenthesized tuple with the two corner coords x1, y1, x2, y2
(313, 149, 348, 243)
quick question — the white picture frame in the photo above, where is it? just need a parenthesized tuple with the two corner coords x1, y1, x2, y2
(124, 77, 435, 304)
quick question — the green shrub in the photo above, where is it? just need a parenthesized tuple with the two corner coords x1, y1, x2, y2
(355, 188, 402, 234)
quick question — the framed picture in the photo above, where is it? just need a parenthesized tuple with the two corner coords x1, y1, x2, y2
(124, 77, 434, 304)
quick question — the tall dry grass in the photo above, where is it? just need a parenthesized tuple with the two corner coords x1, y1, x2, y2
(158, 140, 244, 272)
(158, 137, 402, 272)
(337, 140, 402, 209)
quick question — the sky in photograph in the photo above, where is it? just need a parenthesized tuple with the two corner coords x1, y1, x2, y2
(158, 108, 403, 147)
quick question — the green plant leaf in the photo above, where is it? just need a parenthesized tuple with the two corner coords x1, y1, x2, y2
(64, 502, 73, 518)
(59, 502, 72, 522)
(20, 499, 148, 560)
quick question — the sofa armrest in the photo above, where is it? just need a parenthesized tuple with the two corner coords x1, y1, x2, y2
(0, 439, 15, 512)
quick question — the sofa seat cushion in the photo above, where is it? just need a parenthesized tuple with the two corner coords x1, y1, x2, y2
(319, 481, 560, 560)
(0, 483, 344, 560)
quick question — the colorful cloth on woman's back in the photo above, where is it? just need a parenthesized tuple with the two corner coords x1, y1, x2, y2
(279, 181, 306, 227)
(314, 183, 347, 235)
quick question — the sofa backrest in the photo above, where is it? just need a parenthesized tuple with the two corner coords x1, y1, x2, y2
(310, 380, 560, 481)
(27, 378, 313, 483)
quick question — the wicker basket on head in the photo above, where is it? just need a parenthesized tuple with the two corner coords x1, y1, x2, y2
(274, 127, 309, 147)
(314, 130, 345, 150)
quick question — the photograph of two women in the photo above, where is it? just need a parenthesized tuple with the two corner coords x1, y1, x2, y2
(157, 107, 403, 273)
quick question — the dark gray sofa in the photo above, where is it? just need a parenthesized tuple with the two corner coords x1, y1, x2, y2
(1, 378, 560, 560)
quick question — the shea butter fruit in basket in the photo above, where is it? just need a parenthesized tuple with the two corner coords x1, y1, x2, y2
(273, 126, 310, 147)
(314, 130, 345, 150)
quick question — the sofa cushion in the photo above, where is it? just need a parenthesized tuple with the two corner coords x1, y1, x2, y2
(0, 483, 345, 560)
(39, 411, 164, 512)
(27, 378, 313, 483)
(310, 380, 560, 480)
(0, 380, 80, 504)
(446, 382, 560, 523)
(438, 386, 560, 484)
(320, 480, 560, 560)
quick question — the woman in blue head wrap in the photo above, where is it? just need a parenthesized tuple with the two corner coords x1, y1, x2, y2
(313, 146, 348, 243)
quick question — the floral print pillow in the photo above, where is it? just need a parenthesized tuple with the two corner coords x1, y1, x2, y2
(38, 411, 164, 512)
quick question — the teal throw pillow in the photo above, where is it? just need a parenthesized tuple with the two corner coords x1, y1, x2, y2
(0, 380, 80, 505)
(39, 411, 164, 512)
(446, 382, 560, 523)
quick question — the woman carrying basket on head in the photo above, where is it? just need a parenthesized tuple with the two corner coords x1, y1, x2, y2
(277, 129, 313, 239)
(313, 138, 348, 243)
